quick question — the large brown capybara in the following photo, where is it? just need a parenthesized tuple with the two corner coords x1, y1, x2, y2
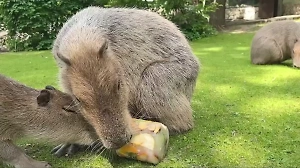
(251, 20, 300, 67)
(51, 6, 200, 153)
(0, 74, 97, 168)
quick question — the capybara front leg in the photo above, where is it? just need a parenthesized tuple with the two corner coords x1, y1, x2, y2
(51, 140, 103, 157)
(0, 140, 51, 168)
(51, 143, 80, 157)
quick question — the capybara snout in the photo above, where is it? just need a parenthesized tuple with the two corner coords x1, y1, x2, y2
(84, 108, 133, 149)
(292, 39, 300, 68)
(101, 130, 132, 149)
(100, 122, 132, 149)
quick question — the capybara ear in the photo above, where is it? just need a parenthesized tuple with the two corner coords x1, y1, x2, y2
(295, 39, 298, 43)
(45, 85, 56, 90)
(37, 89, 51, 107)
(57, 52, 71, 66)
(98, 39, 109, 58)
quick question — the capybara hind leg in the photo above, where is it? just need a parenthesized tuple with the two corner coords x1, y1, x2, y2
(251, 38, 283, 64)
(159, 95, 194, 134)
(0, 140, 51, 168)
(137, 76, 194, 134)
(136, 62, 196, 134)
(137, 93, 194, 134)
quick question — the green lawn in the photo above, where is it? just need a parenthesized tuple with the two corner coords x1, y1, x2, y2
(1, 32, 300, 167)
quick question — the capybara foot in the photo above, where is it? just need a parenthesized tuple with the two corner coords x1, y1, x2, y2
(0, 140, 52, 168)
(51, 143, 85, 157)
(14, 158, 51, 168)
(22, 161, 51, 168)
(51, 141, 103, 157)
(85, 140, 103, 153)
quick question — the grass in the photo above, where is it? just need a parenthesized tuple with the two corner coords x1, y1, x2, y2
(1, 32, 300, 167)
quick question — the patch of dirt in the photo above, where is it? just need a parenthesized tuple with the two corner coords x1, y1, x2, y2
(221, 16, 300, 34)
(220, 23, 264, 34)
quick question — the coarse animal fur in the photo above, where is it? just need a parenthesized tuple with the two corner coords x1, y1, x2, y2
(52, 7, 200, 150)
(0, 74, 97, 168)
(250, 20, 300, 67)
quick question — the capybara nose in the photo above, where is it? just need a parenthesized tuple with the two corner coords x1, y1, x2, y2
(103, 134, 132, 150)
(293, 64, 300, 68)
(104, 140, 128, 149)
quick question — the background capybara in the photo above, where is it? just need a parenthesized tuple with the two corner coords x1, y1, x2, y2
(292, 38, 300, 67)
(0, 74, 97, 168)
(250, 20, 300, 67)
(52, 6, 200, 150)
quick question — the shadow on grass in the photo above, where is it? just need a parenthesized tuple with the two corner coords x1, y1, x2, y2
(186, 33, 300, 167)
(192, 76, 300, 167)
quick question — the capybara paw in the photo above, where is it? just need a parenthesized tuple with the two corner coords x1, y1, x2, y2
(18, 160, 51, 168)
(86, 140, 103, 153)
(43, 162, 52, 168)
(34, 161, 51, 168)
(51, 143, 85, 157)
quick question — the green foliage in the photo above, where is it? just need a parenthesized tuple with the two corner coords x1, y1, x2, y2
(0, 0, 218, 51)
(0, 0, 108, 51)
(108, 0, 220, 41)
(227, 0, 259, 7)
(108, 0, 150, 8)
(154, 0, 219, 41)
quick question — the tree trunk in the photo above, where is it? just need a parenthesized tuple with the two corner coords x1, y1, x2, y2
(277, 0, 283, 16)
(258, 0, 275, 19)
(209, 0, 226, 30)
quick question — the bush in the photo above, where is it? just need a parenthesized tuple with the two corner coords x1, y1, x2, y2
(227, 0, 259, 7)
(153, 0, 219, 41)
(0, 0, 108, 51)
(108, 0, 150, 8)
(108, 0, 219, 41)
(0, 0, 218, 51)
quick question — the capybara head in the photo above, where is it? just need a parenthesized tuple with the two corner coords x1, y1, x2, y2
(57, 39, 132, 149)
(37, 85, 78, 113)
(292, 39, 300, 68)
(36, 85, 96, 144)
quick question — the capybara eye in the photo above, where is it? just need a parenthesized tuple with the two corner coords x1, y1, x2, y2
(117, 81, 121, 90)
(45, 85, 56, 90)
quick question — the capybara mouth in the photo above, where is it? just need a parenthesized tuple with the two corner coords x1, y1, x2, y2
(100, 133, 132, 150)
(102, 140, 130, 150)
(293, 64, 300, 68)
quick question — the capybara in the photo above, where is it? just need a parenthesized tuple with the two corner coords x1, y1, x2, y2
(0, 74, 97, 168)
(52, 7, 200, 150)
(251, 20, 300, 67)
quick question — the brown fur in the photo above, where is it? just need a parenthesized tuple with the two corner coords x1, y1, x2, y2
(251, 20, 300, 67)
(58, 39, 133, 149)
(0, 74, 97, 168)
(292, 40, 300, 67)
(52, 7, 200, 149)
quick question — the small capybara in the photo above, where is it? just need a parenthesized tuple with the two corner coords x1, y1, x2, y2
(251, 20, 300, 67)
(52, 7, 200, 150)
(0, 74, 97, 168)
